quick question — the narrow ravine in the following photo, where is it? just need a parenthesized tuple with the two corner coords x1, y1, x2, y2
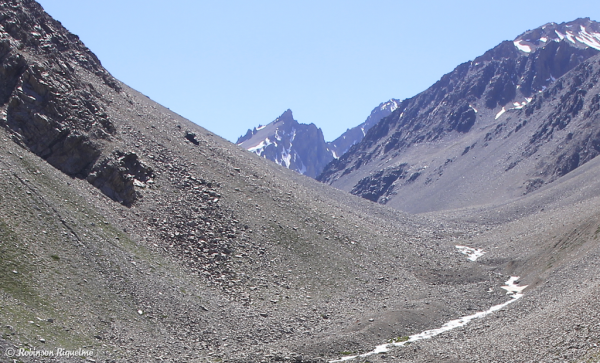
(330, 247, 527, 362)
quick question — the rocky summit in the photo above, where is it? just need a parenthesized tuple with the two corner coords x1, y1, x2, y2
(237, 100, 400, 179)
(237, 109, 333, 178)
(2, 3, 600, 363)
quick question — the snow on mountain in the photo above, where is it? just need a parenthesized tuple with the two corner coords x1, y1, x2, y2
(237, 100, 401, 179)
(318, 18, 600, 213)
(237, 109, 333, 178)
(513, 17, 600, 53)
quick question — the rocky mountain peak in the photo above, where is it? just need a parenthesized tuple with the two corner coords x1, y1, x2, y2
(514, 17, 600, 53)
(277, 108, 294, 122)
(237, 99, 403, 179)
(237, 109, 333, 178)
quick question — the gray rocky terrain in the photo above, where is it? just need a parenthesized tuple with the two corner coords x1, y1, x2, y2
(1, 2, 600, 363)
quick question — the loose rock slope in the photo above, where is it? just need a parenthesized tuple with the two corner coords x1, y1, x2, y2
(1, 3, 600, 363)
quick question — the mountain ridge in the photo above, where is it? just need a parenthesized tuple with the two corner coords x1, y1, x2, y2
(318, 18, 600, 214)
(236, 99, 399, 178)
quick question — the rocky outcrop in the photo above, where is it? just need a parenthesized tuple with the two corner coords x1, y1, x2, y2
(349, 163, 409, 203)
(5, 60, 112, 177)
(86, 151, 154, 207)
(0, 0, 157, 206)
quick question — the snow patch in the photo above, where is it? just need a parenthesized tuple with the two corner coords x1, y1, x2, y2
(248, 138, 272, 154)
(514, 40, 532, 53)
(512, 97, 532, 110)
(133, 179, 146, 188)
(297, 158, 307, 174)
(495, 107, 506, 120)
(501, 276, 528, 295)
(574, 26, 600, 50)
(469, 105, 478, 113)
(330, 277, 526, 362)
(256, 124, 266, 131)
(455, 245, 485, 261)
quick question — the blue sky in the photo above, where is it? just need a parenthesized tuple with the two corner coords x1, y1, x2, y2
(37, 1, 600, 142)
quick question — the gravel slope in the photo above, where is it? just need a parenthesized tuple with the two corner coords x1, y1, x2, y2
(1, 2, 600, 363)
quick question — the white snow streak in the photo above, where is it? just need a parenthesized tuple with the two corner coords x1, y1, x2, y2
(514, 40, 532, 53)
(495, 107, 506, 120)
(330, 277, 527, 362)
(248, 138, 272, 154)
(455, 245, 485, 261)
(575, 26, 600, 50)
(512, 97, 532, 110)
(501, 276, 528, 295)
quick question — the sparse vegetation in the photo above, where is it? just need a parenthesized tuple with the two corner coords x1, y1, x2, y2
(388, 335, 410, 343)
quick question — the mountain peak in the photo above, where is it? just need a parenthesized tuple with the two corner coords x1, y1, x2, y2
(236, 110, 332, 178)
(513, 18, 600, 53)
(277, 108, 294, 122)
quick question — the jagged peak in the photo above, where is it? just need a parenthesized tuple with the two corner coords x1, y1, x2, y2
(513, 18, 600, 53)
(277, 108, 294, 121)
(378, 99, 400, 112)
(236, 109, 296, 144)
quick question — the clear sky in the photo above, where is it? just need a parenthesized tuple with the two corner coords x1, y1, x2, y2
(37, 0, 600, 143)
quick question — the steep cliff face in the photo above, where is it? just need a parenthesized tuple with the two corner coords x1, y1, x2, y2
(0, 0, 156, 206)
(318, 18, 600, 213)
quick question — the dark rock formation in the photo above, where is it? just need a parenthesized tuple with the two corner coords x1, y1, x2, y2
(86, 151, 154, 207)
(0, 0, 156, 206)
(350, 163, 408, 203)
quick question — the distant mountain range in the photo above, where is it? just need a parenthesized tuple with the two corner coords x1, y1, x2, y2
(236, 100, 399, 178)
(318, 17, 600, 213)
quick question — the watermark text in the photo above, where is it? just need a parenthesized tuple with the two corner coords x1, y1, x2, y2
(5, 347, 94, 358)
